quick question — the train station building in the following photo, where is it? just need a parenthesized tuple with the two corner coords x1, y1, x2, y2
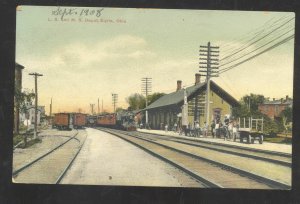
(143, 74, 239, 130)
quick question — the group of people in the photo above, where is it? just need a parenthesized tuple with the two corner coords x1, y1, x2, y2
(140, 116, 239, 140)
(211, 116, 239, 140)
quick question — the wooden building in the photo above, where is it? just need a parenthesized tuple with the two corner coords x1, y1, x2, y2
(143, 74, 239, 130)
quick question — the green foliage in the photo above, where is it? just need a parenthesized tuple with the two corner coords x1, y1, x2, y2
(126, 93, 146, 110)
(241, 94, 265, 111)
(116, 107, 125, 112)
(147, 92, 166, 105)
(14, 88, 35, 114)
(232, 93, 287, 135)
(280, 107, 292, 124)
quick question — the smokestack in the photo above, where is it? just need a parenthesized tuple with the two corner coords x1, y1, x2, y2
(177, 80, 182, 91)
(195, 73, 201, 85)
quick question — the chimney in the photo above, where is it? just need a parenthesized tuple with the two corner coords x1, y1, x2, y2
(273, 98, 275, 101)
(195, 73, 201, 85)
(286, 95, 288, 101)
(176, 80, 182, 91)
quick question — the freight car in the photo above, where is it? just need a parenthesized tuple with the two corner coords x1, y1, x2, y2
(52, 113, 70, 130)
(72, 113, 86, 129)
(97, 111, 137, 131)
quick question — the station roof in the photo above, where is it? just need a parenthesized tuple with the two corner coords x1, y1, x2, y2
(143, 80, 239, 111)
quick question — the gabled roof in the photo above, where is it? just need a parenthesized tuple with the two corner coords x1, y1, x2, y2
(15, 62, 24, 69)
(144, 80, 239, 111)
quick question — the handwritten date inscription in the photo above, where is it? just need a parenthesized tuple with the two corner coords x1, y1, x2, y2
(52, 7, 104, 21)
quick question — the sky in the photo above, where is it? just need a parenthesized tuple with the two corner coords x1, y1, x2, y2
(16, 6, 295, 114)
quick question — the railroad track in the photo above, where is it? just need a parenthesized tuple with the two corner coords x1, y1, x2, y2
(97, 128, 290, 189)
(13, 130, 87, 184)
(134, 132, 291, 167)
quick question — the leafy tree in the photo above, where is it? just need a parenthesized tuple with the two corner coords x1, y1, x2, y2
(14, 88, 35, 115)
(126, 93, 146, 110)
(147, 92, 165, 105)
(232, 93, 286, 135)
(280, 107, 292, 123)
(280, 107, 293, 132)
(241, 93, 265, 112)
(116, 107, 125, 112)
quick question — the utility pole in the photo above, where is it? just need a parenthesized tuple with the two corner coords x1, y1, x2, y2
(112, 93, 118, 113)
(29, 72, 43, 139)
(98, 98, 100, 114)
(141, 77, 152, 128)
(90, 104, 95, 115)
(49, 97, 52, 125)
(50, 97, 52, 117)
(199, 42, 219, 128)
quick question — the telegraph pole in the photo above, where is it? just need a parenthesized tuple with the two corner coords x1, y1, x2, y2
(98, 98, 100, 114)
(141, 77, 152, 128)
(90, 104, 95, 115)
(112, 93, 118, 113)
(29, 72, 43, 139)
(49, 97, 52, 125)
(199, 42, 219, 128)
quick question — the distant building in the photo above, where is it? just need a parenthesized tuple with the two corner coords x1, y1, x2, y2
(258, 95, 293, 120)
(20, 101, 46, 125)
(14, 62, 25, 133)
(143, 74, 239, 130)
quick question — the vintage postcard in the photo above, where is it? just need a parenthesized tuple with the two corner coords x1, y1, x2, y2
(13, 6, 294, 189)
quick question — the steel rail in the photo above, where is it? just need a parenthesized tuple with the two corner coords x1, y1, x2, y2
(140, 131, 291, 158)
(136, 132, 291, 167)
(55, 133, 87, 184)
(12, 130, 79, 176)
(98, 128, 222, 188)
(101, 128, 290, 190)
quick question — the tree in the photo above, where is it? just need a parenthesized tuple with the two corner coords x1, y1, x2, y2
(232, 93, 285, 135)
(241, 93, 265, 112)
(126, 93, 146, 110)
(116, 107, 125, 112)
(15, 88, 35, 115)
(280, 107, 293, 132)
(147, 92, 166, 105)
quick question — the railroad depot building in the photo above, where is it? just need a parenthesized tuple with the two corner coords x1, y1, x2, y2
(143, 74, 239, 130)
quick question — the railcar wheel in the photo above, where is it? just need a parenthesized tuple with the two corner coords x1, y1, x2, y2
(259, 135, 263, 144)
(247, 135, 251, 144)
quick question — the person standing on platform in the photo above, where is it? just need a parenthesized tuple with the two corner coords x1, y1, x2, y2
(211, 120, 216, 137)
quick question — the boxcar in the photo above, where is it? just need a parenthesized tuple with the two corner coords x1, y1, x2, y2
(97, 114, 116, 127)
(73, 113, 86, 129)
(53, 113, 70, 130)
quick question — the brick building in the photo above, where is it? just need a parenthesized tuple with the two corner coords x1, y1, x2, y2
(258, 96, 293, 120)
(143, 74, 239, 130)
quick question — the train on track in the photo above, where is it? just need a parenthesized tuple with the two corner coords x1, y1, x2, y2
(96, 111, 137, 131)
(52, 113, 87, 130)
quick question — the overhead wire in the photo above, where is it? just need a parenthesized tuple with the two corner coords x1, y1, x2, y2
(220, 17, 295, 62)
(219, 14, 291, 53)
(219, 27, 294, 68)
(219, 34, 294, 74)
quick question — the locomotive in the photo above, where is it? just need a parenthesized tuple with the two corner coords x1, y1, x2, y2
(96, 110, 137, 131)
